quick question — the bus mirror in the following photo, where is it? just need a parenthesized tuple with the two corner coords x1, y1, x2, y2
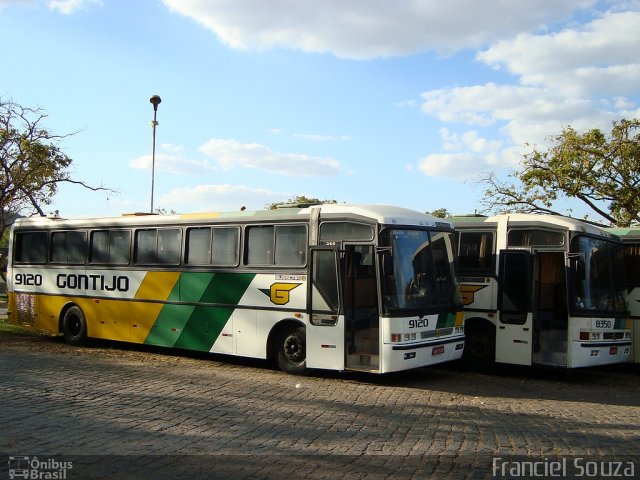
(382, 253, 394, 275)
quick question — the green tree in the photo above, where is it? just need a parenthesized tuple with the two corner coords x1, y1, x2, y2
(0, 98, 111, 241)
(427, 208, 451, 218)
(265, 195, 337, 210)
(479, 119, 640, 226)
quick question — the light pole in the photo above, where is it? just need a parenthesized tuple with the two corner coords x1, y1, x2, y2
(149, 95, 161, 213)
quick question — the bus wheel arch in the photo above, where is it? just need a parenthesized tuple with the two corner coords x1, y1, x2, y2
(269, 320, 307, 374)
(60, 304, 88, 346)
(462, 317, 495, 370)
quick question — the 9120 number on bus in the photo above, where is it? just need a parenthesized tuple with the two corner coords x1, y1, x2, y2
(14, 273, 43, 286)
(409, 318, 429, 329)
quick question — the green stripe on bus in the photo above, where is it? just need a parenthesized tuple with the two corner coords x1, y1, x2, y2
(436, 312, 455, 329)
(145, 272, 256, 350)
(176, 272, 255, 350)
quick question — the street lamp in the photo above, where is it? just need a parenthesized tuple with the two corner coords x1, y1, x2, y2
(149, 95, 161, 213)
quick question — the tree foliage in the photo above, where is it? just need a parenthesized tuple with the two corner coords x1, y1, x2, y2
(479, 119, 640, 226)
(0, 98, 111, 239)
(427, 208, 451, 218)
(265, 195, 337, 210)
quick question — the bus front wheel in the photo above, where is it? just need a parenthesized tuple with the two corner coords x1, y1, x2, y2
(62, 306, 87, 346)
(276, 325, 307, 374)
(462, 324, 495, 371)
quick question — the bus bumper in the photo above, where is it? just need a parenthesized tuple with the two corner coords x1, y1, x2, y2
(569, 341, 632, 368)
(380, 335, 465, 373)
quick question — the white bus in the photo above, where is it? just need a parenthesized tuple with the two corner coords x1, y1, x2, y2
(606, 227, 640, 363)
(7, 204, 464, 374)
(451, 214, 631, 369)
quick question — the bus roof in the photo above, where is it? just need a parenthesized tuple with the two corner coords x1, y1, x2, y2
(12, 204, 453, 230)
(606, 227, 640, 241)
(450, 213, 611, 236)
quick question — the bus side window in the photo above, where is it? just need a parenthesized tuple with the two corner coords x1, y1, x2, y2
(186, 227, 212, 264)
(51, 231, 87, 264)
(212, 227, 239, 266)
(91, 230, 131, 265)
(246, 225, 274, 265)
(275, 225, 307, 266)
(135, 228, 180, 265)
(14, 232, 48, 264)
(458, 231, 494, 274)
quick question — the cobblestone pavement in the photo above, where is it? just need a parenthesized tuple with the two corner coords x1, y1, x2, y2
(0, 333, 639, 479)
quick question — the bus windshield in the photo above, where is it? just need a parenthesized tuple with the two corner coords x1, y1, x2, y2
(381, 229, 461, 314)
(570, 235, 627, 314)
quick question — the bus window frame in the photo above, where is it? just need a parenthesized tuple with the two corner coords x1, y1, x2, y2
(244, 223, 308, 268)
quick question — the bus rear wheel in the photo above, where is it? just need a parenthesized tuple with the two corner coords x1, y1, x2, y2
(62, 306, 87, 346)
(276, 325, 307, 374)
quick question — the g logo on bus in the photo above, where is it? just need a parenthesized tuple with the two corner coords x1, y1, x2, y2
(260, 283, 301, 305)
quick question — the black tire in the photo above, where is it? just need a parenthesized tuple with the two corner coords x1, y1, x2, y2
(462, 325, 495, 371)
(276, 325, 307, 374)
(62, 306, 87, 346)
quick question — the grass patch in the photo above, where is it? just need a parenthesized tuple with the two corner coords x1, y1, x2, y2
(0, 316, 42, 336)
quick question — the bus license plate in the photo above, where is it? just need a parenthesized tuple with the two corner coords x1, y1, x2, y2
(610, 346, 618, 355)
(432, 345, 445, 356)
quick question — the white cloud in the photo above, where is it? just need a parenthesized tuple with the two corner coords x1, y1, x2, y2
(418, 129, 509, 179)
(476, 10, 640, 98)
(418, 7, 640, 180)
(199, 138, 341, 176)
(47, 0, 101, 14)
(161, 0, 594, 59)
(129, 145, 214, 175)
(159, 184, 288, 211)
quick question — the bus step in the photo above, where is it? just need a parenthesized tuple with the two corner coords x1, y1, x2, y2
(533, 350, 567, 366)
(353, 340, 379, 355)
(347, 353, 379, 370)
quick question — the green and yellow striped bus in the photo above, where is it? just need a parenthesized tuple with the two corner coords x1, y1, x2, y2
(7, 204, 464, 374)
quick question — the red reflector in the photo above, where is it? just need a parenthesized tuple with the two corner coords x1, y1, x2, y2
(171, 328, 177, 332)
(579, 332, 590, 340)
(610, 346, 618, 355)
(432, 345, 445, 356)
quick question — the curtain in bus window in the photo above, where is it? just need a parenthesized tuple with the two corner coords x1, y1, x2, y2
(186, 228, 211, 264)
(110, 231, 131, 264)
(275, 225, 306, 266)
(136, 230, 157, 264)
(68, 231, 87, 263)
(90, 231, 110, 263)
(50, 232, 68, 263)
(15, 232, 47, 263)
(157, 229, 181, 264)
(247, 225, 274, 265)
(212, 227, 239, 266)
(51, 231, 87, 264)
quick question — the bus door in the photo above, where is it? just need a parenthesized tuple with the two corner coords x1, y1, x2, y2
(342, 245, 380, 371)
(496, 250, 533, 365)
(306, 246, 345, 370)
(532, 251, 568, 366)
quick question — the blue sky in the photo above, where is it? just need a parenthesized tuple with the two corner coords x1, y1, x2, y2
(1, 0, 639, 219)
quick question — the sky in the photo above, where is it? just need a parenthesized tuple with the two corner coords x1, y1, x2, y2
(1, 0, 639, 219)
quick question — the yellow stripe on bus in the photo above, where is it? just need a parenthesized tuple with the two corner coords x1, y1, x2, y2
(135, 271, 181, 300)
(131, 271, 181, 343)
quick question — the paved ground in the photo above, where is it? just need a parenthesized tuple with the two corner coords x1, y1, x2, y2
(0, 331, 639, 479)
